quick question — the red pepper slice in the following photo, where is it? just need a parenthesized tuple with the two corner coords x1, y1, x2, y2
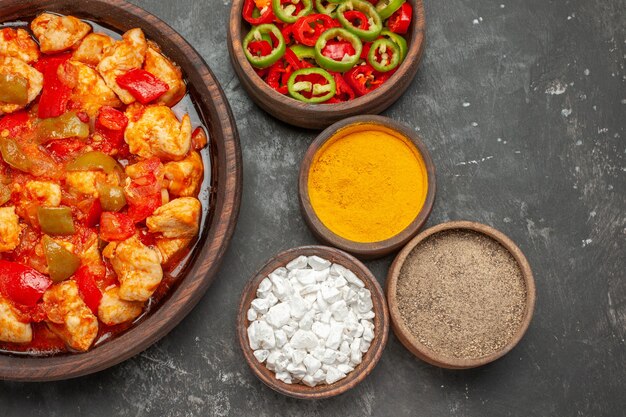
(92, 106, 129, 155)
(116, 69, 169, 104)
(327, 71, 356, 102)
(243, 0, 275, 25)
(284, 48, 303, 70)
(266, 60, 290, 94)
(45, 138, 86, 161)
(0, 260, 52, 307)
(322, 40, 356, 61)
(343, 10, 370, 30)
(387, 2, 412, 34)
(0, 111, 30, 137)
(293, 14, 338, 46)
(281, 24, 296, 45)
(360, 41, 373, 59)
(125, 170, 162, 222)
(33, 53, 73, 119)
(100, 212, 135, 242)
(73, 266, 102, 314)
(248, 40, 273, 57)
(84, 198, 102, 228)
(344, 63, 389, 96)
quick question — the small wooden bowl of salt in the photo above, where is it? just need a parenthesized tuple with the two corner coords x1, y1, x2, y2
(237, 245, 389, 399)
(387, 221, 536, 369)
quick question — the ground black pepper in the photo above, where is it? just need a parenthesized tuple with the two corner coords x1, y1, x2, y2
(396, 230, 527, 359)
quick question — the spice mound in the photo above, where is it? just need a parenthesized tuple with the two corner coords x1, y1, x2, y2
(247, 255, 375, 386)
(396, 230, 527, 360)
(307, 123, 428, 243)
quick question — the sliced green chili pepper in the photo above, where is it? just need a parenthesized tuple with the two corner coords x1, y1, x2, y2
(337, 0, 382, 41)
(243, 24, 286, 69)
(314, 28, 362, 72)
(272, 0, 313, 23)
(37, 111, 90, 143)
(66, 151, 121, 174)
(98, 185, 127, 212)
(287, 68, 336, 103)
(375, 0, 404, 19)
(315, 0, 339, 16)
(42, 235, 81, 282)
(0, 137, 31, 173)
(290, 45, 316, 61)
(380, 29, 408, 61)
(38, 206, 75, 235)
(368, 38, 401, 72)
(0, 73, 29, 105)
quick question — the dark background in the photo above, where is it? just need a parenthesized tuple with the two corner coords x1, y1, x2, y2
(2, 0, 625, 415)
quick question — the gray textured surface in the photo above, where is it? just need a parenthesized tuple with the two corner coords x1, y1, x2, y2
(2, 0, 625, 415)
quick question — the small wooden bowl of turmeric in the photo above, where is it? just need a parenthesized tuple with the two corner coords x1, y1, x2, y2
(298, 115, 436, 259)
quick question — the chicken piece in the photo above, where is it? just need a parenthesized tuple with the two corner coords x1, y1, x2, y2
(155, 236, 193, 265)
(64, 170, 119, 197)
(42, 281, 98, 352)
(103, 235, 163, 302)
(144, 46, 186, 107)
(60, 60, 121, 117)
(146, 197, 201, 239)
(0, 56, 43, 115)
(30, 13, 91, 53)
(163, 151, 203, 197)
(24, 181, 62, 207)
(72, 33, 114, 66)
(124, 104, 191, 161)
(0, 28, 40, 63)
(0, 296, 32, 343)
(97, 287, 143, 326)
(97, 28, 147, 105)
(0, 206, 22, 253)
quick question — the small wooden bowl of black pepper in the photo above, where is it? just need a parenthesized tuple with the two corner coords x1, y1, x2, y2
(386, 221, 536, 369)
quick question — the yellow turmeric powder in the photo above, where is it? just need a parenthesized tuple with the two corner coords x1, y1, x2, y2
(307, 123, 429, 243)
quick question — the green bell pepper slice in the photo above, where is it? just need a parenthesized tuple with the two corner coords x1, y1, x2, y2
(66, 151, 121, 174)
(38, 206, 75, 235)
(314, 28, 362, 72)
(272, 0, 313, 23)
(290, 45, 316, 60)
(98, 185, 127, 212)
(367, 38, 401, 72)
(0, 137, 31, 173)
(42, 235, 81, 282)
(0, 73, 29, 105)
(380, 29, 408, 61)
(287, 68, 336, 103)
(36, 111, 90, 143)
(243, 24, 286, 69)
(337, 0, 383, 41)
(375, 0, 404, 20)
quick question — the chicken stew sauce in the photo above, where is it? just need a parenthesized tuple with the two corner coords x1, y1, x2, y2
(0, 13, 212, 355)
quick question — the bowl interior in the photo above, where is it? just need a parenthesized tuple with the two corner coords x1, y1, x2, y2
(238, 246, 389, 399)
(0, 0, 241, 381)
(298, 115, 436, 259)
(386, 221, 536, 369)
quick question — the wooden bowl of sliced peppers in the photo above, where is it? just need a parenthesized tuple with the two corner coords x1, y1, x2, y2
(228, 0, 425, 129)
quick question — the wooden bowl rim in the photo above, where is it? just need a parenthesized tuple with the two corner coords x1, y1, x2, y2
(227, 0, 426, 129)
(385, 220, 537, 369)
(298, 115, 436, 259)
(237, 245, 390, 399)
(0, 0, 242, 381)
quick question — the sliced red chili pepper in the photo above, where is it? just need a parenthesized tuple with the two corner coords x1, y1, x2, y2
(73, 266, 103, 314)
(266, 60, 290, 94)
(361, 41, 373, 59)
(243, 0, 276, 25)
(293, 14, 338, 46)
(281, 24, 296, 45)
(0, 110, 30, 137)
(0, 260, 52, 307)
(248, 40, 273, 57)
(92, 106, 129, 155)
(45, 138, 86, 161)
(344, 63, 388, 96)
(327, 71, 356, 102)
(321, 40, 356, 61)
(100, 212, 135, 242)
(116, 69, 169, 104)
(33, 53, 73, 119)
(387, 2, 412, 34)
(284, 47, 303, 70)
(343, 10, 370, 30)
